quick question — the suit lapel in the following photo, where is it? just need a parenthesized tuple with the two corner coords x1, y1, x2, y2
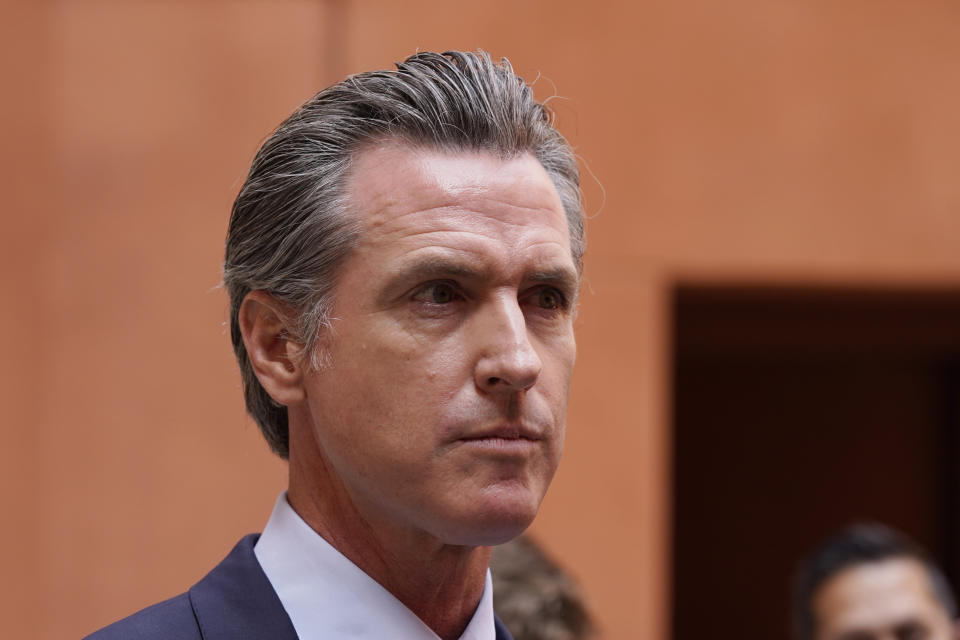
(188, 534, 299, 640)
(494, 615, 514, 640)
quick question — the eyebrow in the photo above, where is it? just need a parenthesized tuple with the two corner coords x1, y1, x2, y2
(379, 255, 580, 304)
(395, 257, 483, 282)
(527, 266, 580, 294)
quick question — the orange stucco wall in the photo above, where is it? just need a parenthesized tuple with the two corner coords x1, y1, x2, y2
(3, 2, 960, 639)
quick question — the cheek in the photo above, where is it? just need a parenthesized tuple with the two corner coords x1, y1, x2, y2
(405, 331, 475, 393)
(541, 340, 577, 401)
(323, 333, 466, 434)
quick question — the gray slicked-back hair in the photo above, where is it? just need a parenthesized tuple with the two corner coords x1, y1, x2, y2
(223, 50, 584, 458)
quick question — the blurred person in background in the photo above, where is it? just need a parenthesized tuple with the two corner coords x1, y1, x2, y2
(793, 523, 958, 640)
(491, 534, 596, 640)
(85, 49, 584, 640)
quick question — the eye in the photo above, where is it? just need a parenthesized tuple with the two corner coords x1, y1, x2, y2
(530, 287, 566, 310)
(896, 621, 930, 640)
(411, 282, 460, 305)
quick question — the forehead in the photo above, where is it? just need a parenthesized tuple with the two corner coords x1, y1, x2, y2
(344, 142, 572, 263)
(814, 558, 949, 637)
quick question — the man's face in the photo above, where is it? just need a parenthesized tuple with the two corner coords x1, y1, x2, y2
(813, 558, 957, 640)
(297, 144, 578, 546)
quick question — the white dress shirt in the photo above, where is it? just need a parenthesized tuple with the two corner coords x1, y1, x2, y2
(254, 493, 496, 640)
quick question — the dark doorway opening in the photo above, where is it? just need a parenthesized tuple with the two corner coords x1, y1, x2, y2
(672, 286, 960, 639)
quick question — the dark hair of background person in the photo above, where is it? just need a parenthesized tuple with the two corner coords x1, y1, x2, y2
(491, 534, 596, 640)
(222, 50, 585, 459)
(792, 522, 958, 640)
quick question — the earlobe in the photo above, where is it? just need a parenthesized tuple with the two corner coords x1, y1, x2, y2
(238, 291, 306, 406)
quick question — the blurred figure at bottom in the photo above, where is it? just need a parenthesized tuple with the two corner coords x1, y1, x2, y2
(491, 535, 596, 640)
(793, 523, 958, 640)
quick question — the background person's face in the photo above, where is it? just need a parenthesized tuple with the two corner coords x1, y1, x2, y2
(813, 558, 957, 640)
(298, 144, 578, 546)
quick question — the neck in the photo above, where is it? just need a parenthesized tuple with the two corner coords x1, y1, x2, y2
(287, 425, 491, 640)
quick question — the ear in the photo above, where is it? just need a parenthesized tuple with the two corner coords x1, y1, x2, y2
(238, 290, 306, 406)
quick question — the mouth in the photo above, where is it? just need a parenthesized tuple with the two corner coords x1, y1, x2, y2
(456, 423, 545, 454)
(460, 423, 544, 442)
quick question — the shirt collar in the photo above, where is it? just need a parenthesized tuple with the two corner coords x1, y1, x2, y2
(254, 492, 496, 640)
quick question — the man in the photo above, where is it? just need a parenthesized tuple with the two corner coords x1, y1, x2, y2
(793, 523, 958, 640)
(86, 49, 584, 640)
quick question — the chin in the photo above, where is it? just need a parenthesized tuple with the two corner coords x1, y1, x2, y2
(439, 518, 533, 547)
(436, 492, 543, 547)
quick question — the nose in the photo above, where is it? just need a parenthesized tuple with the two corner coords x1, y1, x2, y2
(473, 295, 542, 394)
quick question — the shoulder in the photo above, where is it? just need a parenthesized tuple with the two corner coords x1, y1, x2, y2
(83, 592, 200, 640)
(83, 535, 296, 640)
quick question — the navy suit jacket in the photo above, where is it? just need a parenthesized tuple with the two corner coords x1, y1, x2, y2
(85, 534, 514, 640)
